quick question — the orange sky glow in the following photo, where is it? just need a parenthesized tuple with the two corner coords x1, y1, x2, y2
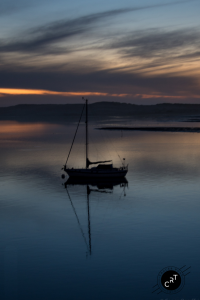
(1, 88, 200, 101)
(0, 88, 129, 98)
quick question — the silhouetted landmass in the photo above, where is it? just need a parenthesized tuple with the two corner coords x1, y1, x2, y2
(1, 102, 200, 122)
(97, 127, 200, 132)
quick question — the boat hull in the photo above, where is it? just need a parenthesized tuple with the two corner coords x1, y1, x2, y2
(65, 168, 127, 178)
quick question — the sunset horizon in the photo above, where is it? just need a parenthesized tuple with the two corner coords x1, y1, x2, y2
(1, 1, 200, 299)
(1, 0, 200, 106)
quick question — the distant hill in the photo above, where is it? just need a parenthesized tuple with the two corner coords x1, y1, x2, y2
(0, 102, 200, 122)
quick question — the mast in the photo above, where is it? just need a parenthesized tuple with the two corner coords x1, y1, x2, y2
(86, 99, 88, 169)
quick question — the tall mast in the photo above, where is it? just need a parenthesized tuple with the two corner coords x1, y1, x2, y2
(86, 99, 88, 169)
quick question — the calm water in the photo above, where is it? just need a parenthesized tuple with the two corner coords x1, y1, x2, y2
(0, 120, 200, 300)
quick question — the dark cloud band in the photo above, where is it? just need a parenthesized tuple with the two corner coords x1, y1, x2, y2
(0, 0, 196, 54)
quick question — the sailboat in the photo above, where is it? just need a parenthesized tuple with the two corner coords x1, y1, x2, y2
(63, 98, 128, 178)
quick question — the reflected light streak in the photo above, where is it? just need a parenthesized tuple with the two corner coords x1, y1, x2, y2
(0, 121, 58, 137)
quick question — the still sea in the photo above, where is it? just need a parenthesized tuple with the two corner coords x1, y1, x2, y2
(0, 119, 199, 300)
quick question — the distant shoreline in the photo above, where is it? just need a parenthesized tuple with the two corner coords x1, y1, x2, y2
(97, 127, 200, 132)
(1, 102, 200, 123)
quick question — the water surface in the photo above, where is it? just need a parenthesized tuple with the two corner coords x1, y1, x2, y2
(0, 120, 199, 299)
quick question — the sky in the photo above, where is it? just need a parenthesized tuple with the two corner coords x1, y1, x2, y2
(1, 0, 200, 106)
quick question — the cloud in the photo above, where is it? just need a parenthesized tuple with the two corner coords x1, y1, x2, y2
(1, 1, 200, 105)
(0, 67, 199, 97)
(100, 27, 200, 80)
(0, 0, 34, 16)
(0, 9, 131, 54)
(0, 0, 195, 54)
(0, 88, 129, 98)
(109, 28, 200, 59)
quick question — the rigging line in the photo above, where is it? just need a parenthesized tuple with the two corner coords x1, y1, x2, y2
(66, 187, 89, 252)
(96, 125, 113, 161)
(103, 129, 123, 164)
(65, 104, 85, 166)
(101, 130, 122, 161)
(118, 186, 125, 201)
(89, 103, 115, 162)
(88, 134, 99, 161)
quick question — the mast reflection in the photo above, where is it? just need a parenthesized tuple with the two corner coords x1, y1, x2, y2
(65, 177, 128, 256)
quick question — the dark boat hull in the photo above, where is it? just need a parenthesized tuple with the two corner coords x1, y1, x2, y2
(65, 168, 127, 178)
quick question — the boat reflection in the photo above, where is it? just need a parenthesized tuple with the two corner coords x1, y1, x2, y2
(64, 177, 128, 256)
(65, 177, 128, 190)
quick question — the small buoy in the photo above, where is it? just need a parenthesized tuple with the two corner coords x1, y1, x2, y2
(61, 174, 65, 179)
